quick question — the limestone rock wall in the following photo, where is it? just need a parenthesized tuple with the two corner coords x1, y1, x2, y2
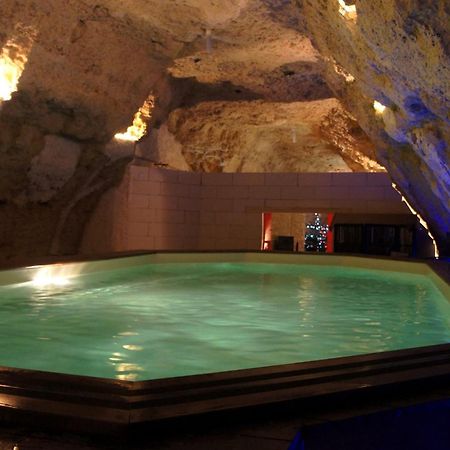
(300, 0, 449, 254)
(141, 98, 381, 173)
(1, 0, 446, 261)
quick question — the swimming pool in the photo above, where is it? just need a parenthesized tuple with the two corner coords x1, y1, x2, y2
(0, 252, 449, 427)
(0, 253, 449, 381)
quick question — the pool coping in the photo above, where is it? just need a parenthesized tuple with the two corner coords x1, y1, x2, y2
(0, 251, 448, 431)
(1, 251, 448, 298)
(0, 343, 449, 430)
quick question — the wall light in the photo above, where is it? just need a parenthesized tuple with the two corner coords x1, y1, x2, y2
(29, 263, 82, 288)
(391, 183, 439, 259)
(0, 35, 33, 102)
(373, 100, 386, 114)
(115, 95, 154, 142)
(32, 266, 70, 287)
(338, 0, 357, 20)
(333, 62, 355, 83)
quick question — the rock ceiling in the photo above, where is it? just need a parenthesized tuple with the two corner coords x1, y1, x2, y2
(0, 0, 448, 257)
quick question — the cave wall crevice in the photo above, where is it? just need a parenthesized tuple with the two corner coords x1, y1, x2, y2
(300, 0, 449, 255)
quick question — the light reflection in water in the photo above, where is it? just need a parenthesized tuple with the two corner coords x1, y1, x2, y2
(122, 344, 143, 351)
(0, 262, 447, 381)
(29, 264, 83, 289)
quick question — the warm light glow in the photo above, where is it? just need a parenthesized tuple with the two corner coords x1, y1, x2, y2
(392, 183, 439, 259)
(373, 100, 386, 114)
(32, 267, 70, 287)
(114, 95, 154, 142)
(333, 63, 355, 83)
(338, 0, 357, 20)
(30, 264, 81, 288)
(0, 38, 30, 102)
(122, 344, 143, 351)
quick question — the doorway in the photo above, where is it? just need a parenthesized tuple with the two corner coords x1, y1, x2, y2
(262, 212, 332, 253)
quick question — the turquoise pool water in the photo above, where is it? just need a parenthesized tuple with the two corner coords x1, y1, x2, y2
(0, 262, 449, 381)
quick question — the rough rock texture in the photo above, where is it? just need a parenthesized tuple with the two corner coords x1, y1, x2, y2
(0, 114, 130, 260)
(1, 0, 447, 259)
(144, 0, 381, 173)
(141, 99, 379, 172)
(300, 0, 449, 254)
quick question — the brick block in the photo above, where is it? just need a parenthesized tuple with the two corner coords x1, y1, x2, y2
(245, 237, 261, 250)
(153, 235, 168, 249)
(249, 186, 281, 199)
(265, 173, 297, 186)
(214, 238, 237, 250)
(184, 211, 200, 225)
(158, 223, 198, 238)
(265, 199, 331, 211)
(233, 173, 265, 186)
(129, 165, 148, 181)
(189, 185, 201, 197)
(201, 198, 234, 212)
(316, 186, 350, 200)
(129, 180, 160, 195)
(155, 235, 189, 250)
(224, 212, 256, 226)
(233, 199, 249, 212)
(331, 199, 366, 213)
(178, 171, 201, 185)
(349, 186, 385, 200)
(332, 172, 368, 186)
(215, 212, 246, 225)
(160, 182, 187, 197)
(200, 224, 229, 238)
(129, 208, 156, 223)
(230, 238, 253, 250)
(298, 173, 332, 186)
(215, 212, 237, 225)
(128, 194, 149, 209)
(201, 173, 234, 186)
(147, 169, 167, 183)
(200, 212, 216, 224)
(148, 195, 178, 210)
(241, 199, 265, 212)
(147, 222, 166, 237)
(240, 212, 262, 226)
(156, 209, 185, 224)
(216, 185, 249, 199)
(200, 186, 217, 198)
(366, 173, 392, 186)
(280, 186, 316, 199)
(127, 236, 154, 251)
(179, 197, 201, 212)
(148, 168, 179, 183)
(215, 198, 235, 212)
(198, 237, 218, 250)
(128, 222, 148, 237)
(228, 225, 260, 240)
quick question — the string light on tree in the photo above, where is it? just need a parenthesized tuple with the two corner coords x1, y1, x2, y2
(304, 213, 329, 252)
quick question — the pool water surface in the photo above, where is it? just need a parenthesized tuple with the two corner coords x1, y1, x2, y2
(0, 262, 449, 381)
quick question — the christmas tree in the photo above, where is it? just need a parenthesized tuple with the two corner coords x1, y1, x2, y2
(304, 213, 328, 252)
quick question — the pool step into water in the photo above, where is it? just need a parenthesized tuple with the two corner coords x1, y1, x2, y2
(0, 343, 449, 432)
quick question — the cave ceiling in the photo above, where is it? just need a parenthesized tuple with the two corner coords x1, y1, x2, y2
(0, 0, 448, 256)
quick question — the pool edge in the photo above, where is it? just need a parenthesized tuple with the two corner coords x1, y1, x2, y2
(0, 343, 449, 431)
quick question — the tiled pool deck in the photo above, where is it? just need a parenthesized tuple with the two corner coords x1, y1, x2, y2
(0, 382, 449, 449)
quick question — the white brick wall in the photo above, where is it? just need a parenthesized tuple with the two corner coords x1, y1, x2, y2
(81, 166, 411, 254)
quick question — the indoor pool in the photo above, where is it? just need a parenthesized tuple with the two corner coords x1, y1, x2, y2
(0, 258, 449, 381)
